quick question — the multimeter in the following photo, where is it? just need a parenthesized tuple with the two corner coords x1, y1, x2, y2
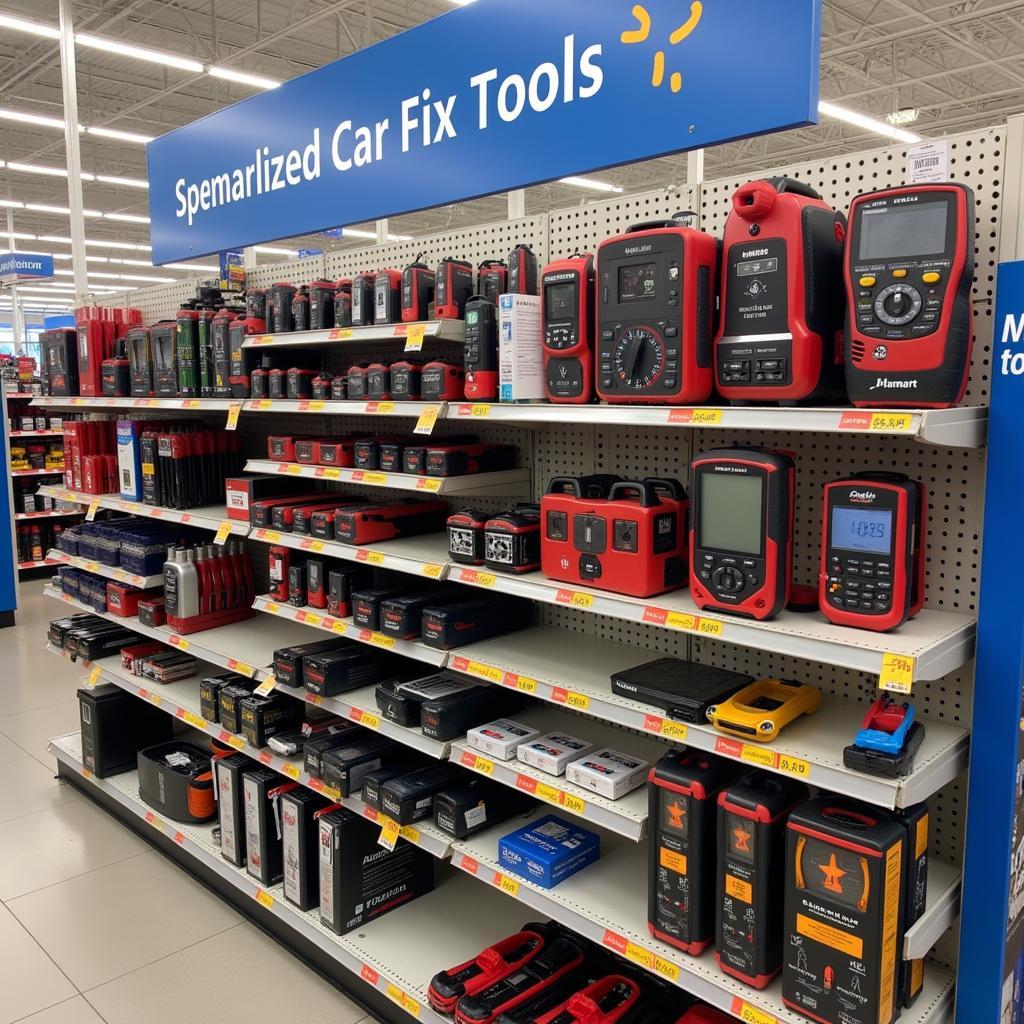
(716, 771, 808, 988)
(844, 182, 976, 407)
(820, 472, 925, 632)
(464, 296, 500, 401)
(690, 448, 795, 621)
(596, 220, 718, 404)
(542, 253, 595, 403)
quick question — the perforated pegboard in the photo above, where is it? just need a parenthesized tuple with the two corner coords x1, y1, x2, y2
(247, 255, 326, 290)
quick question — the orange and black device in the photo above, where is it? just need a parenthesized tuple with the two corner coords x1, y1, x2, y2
(542, 254, 595, 404)
(821, 473, 925, 632)
(596, 220, 718, 404)
(477, 260, 508, 304)
(690, 448, 795, 621)
(648, 748, 739, 955)
(845, 183, 975, 408)
(508, 243, 539, 295)
(402, 256, 435, 323)
(464, 296, 500, 401)
(715, 178, 846, 404)
(715, 771, 808, 989)
(784, 798, 908, 1024)
(436, 258, 475, 319)
(351, 272, 376, 327)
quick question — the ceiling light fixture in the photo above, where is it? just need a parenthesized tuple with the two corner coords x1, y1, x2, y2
(75, 32, 203, 73)
(85, 125, 154, 144)
(0, 108, 65, 130)
(102, 212, 149, 223)
(0, 12, 60, 39)
(341, 228, 414, 242)
(94, 174, 148, 189)
(818, 100, 921, 144)
(253, 245, 299, 257)
(559, 176, 625, 193)
(208, 66, 281, 90)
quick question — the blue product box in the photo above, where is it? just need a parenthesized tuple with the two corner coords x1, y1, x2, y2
(116, 419, 143, 502)
(497, 815, 600, 889)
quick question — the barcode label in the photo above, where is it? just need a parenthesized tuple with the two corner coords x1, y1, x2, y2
(906, 140, 947, 184)
(914, 156, 940, 169)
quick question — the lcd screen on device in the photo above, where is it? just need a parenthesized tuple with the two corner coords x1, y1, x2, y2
(858, 202, 948, 261)
(545, 282, 576, 318)
(698, 473, 764, 555)
(619, 262, 657, 303)
(831, 506, 892, 555)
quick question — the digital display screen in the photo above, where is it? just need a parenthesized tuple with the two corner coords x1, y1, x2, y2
(619, 262, 657, 303)
(545, 282, 576, 318)
(697, 472, 764, 556)
(466, 309, 479, 326)
(831, 506, 892, 554)
(858, 202, 948, 261)
(661, 792, 688, 838)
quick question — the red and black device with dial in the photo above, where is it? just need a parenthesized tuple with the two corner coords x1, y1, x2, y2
(820, 472, 925, 632)
(402, 256, 435, 323)
(542, 254, 595, 404)
(844, 182, 975, 408)
(596, 220, 718, 404)
(689, 448, 795, 621)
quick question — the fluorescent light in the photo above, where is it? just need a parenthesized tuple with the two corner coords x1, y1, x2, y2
(120, 273, 174, 282)
(1, 231, 36, 240)
(254, 245, 299, 257)
(85, 125, 153, 144)
(559, 176, 624, 193)
(0, 199, 23, 208)
(0, 108, 65, 130)
(75, 32, 203, 73)
(37, 235, 151, 251)
(102, 212, 149, 224)
(208, 66, 281, 90)
(0, 13, 60, 39)
(818, 101, 921, 143)
(341, 227, 414, 242)
(6, 161, 94, 180)
(25, 203, 102, 217)
(95, 174, 148, 189)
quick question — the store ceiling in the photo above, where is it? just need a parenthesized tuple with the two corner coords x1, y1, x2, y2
(1, 0, 1023, 301)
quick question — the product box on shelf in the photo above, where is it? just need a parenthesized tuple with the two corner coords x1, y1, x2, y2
(467, 719, 542, 762)
(215, 752, 256, 867)
(281, 787, 331, 911)
(498, 814, 600, 889)
(498, 293, 545, 402)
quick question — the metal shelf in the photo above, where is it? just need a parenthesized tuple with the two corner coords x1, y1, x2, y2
(10, 429, 63, 438)
(12, 467, 63, 477)
(5, 392, 38, 400)
(18, 558, 59, 570)
(906, 859, 962, 960)
(69, 654, 452, 860)
(49, 734, 485, 1024)
(241, 319, 465, 349)
(29, 396, 238, 410)
(447, 626, 969, 810)
(249, 529, 448, 581)
(445, 402, 988, 448)
(37, 485, 251, 536)
(15, 508, 83, 520)
(449, 704, 665, 842)
(449, 810, 956, 1023)
(244, 459, 531, 497)
(245, 398, 443, 421)
(253, 594, 449, 669)
(450, 568, 975, 684)
(46, 548, 163, 589)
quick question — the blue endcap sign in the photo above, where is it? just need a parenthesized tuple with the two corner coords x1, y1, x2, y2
(146, 0, 821, 263)
(0, 252, 55, 281)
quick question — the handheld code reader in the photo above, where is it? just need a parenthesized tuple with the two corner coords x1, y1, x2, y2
(542, 254, 595, 403)
(821, 472, 925, 632)
(715, 177, 846, 404)
(845, 182, 975, 408)
(716, 771, 809, 989)
(478, 260, 508, 305)
(436, 258, 475, 319)
(464, 296, 500, 401)
(648, 747, 739, 955)
(690, 448, 795, 621)
(596, 219, 718, 404)
(402, 256, 435, 323)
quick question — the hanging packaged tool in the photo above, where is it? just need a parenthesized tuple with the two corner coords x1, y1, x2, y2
(308, 280, 336, 331)
(175, 304, 201, 398)
(76, 308, 115, 397)
(209, 307, 237, 397)
(42, 328, 79, 396)
(334, 279, 353, 328)
(228, 315, 267, 398)
(291, 285, 311, 332)
(151, 322, 179, 398)
(101, 337, 131, 397)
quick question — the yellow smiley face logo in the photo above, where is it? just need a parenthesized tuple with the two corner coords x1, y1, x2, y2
(621, 2, 704, 94)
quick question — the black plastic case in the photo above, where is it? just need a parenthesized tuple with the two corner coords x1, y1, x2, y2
(79, 683, 172, 778)
(611, 659, 753, 725)
(137, 741, 216, 823)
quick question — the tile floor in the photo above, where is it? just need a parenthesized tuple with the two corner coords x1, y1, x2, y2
(1, 579, 372, 1024)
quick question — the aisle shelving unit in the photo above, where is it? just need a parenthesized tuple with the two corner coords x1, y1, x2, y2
(30, 396, 238, 411)
(240, 319, 465, 350)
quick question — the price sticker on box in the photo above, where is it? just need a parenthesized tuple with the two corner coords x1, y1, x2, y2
(879, 652, 916, 694)
(404, 323, 427, 353)
(378, 815, 401, 851)
(226, 402, 243, 430)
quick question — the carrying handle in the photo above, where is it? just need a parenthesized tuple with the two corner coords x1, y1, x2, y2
(546, 476, 586, 498)
(766, 176, 821, 199)
(643, 476, 688, 502)
(626, 212, 697, 234)
(733, 177, 821, 221)
(607, 480, 661, 508)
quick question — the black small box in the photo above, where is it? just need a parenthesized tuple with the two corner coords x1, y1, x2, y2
(321, 735, 400, 798)
(199, 673, 242, 723)
(896, 803, 930, 1008)
(380, 588, 461, 640)
(243, 768, 297, 885)
(377, 674, 479, 727)
(215, 753, 255, 866)
(218, 682, 257, 735)
(318, 808, 434, 935)
(137, 741, 216, 823)
(352, 586, 415, 631)
(610, 658, 752, 725)
(288, 564, 307, 607)
(273, 639, 350, 689)
(303, 647, 387, 698)
(79, 683, 172, 778)
(329, 567, 365, 619)
(380, 764, 461, 825)
(421, 594, 533, 650)
(420, 684, 519, 741)
(302, 727, 360, 779)
(361, 756, 427, 811)
(239, 693, 300, 748)
(433, 777, 534, 839)
(280, 788, 331, 911)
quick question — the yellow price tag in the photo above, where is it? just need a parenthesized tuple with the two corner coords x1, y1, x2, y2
(226, 402, 243, 430)
(414, 405, 440, 435)
(423, 563, 444, 579)
(213, 521, 232, 545)
(229, 659, 256, 678)
(514, 675, 538, 694)
(565, 691, 590, 711)
(879, 652, 916, 694)
(305, 613, 323, 626)
(470, 404, 491, 417)
(661, 720, 688, 741)
(665, 611, 698, 632)
(696, 617, 724, 637)
(474, 755, 494, 776)
(331, 620, 348, 635)
(419, 477, 443, 492)
(370, 633, 395, 650)
(324, 786, 341, 801)
(402, 993, 421, 1017)
(86, 665, 102, 688)
(379, 816, 401, 850)
(730, 999, 776, 1024)
(330, 328, 353, 341)
(386, 983, 404, 1005)
(308, 400, 325, 412)
(254, 889, 274, 910)
(561, 793, 586, 815)
(558, 590, 594, 609)
(690, 408, 723, 425)
(360, 712, 380, 730)
(466, 660, 503, 684)
(365, 551, 386, 565)
(285, 464, 302, 475)
(778, 753, 811, 779)
(322, 468, 341, 480)
(183, 711, 206, 730)
(625, 943, 656, 970)
(497, 874, 520, 897)
(870, 412, 914, 433)
(169, 636, 190, 651)
(228, 735, 246, 750)
(463, 570, 496, 587)
(399, 824, 420, 844)
(404, 324, 427, 352)
(653, 956, 680, 981)
(282, 763, 301, 781)
(535, 782, 561, 805)
(86, 500, 100, 522)
(741, 744, 777, 768)
(363, 472, 388, 486)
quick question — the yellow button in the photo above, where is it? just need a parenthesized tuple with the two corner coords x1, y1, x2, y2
(892, 269, 908, 279)
(858, 275, 876, 287)
(922, 272, 941, 284)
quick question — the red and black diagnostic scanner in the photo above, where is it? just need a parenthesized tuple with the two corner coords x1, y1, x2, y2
(844, 182, 975, 407)
(689, 448, 795, 621)
(542, 253, 596, 404)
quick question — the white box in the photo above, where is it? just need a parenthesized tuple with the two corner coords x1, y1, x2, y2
(467, 719, 541, 761)
(498, 293, 545, 402)
(565, 747, 650, 800)
(517, 732, 594, 777)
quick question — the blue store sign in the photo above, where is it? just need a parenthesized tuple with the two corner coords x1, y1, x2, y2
(0, 252, 54, 281)
(146, 0, 821, 263)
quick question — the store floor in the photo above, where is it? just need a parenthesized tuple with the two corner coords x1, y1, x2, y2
(0, 580, 372, 1024)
